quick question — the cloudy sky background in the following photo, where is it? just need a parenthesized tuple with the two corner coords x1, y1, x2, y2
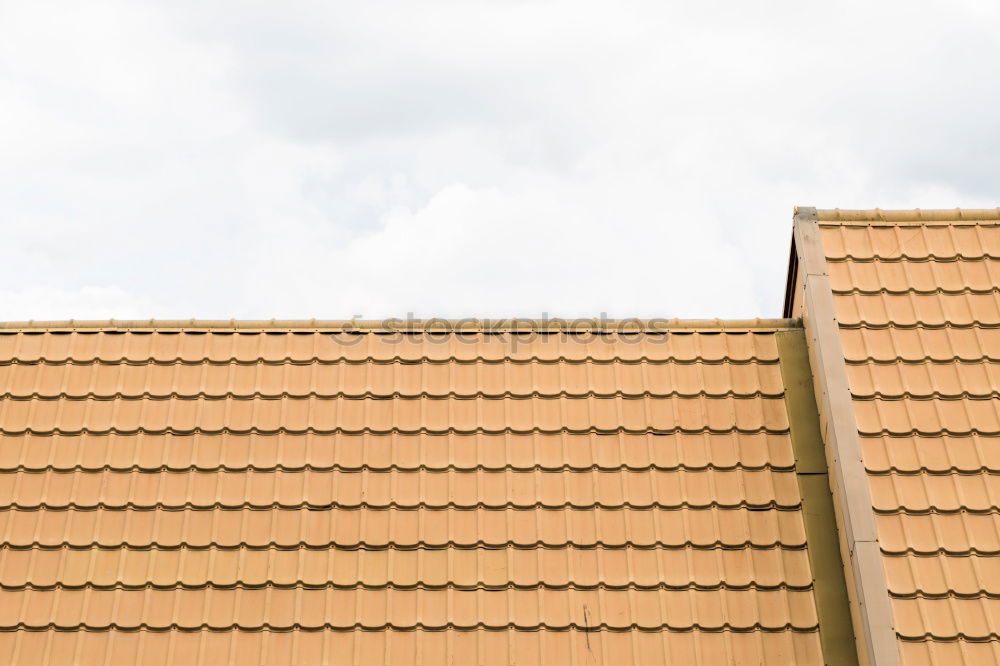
(2, 0, 998, 320)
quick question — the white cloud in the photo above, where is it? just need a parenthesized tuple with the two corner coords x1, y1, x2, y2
(0, 286, 165, 321)
(1, 0, 997, 320)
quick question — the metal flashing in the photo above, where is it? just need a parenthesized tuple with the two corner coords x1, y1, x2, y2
(777, 329, 858, 666)
(792, 207, 900, 666)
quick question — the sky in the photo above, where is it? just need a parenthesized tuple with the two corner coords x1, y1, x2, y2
(2, 0, 998, 321)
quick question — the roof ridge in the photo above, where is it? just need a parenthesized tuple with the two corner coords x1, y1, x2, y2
(0, 318, 801, 332)
(809, 207, 1000, 223)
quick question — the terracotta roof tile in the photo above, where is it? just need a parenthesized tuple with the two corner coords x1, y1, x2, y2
(877, 512, 1000, 555)
(853, 397, 1000, 435)
(0, 506, 809, 549)
(829, 259, 1000, 294)
(884, 552, 1000, 596)
(0, 327, 823, 664)
(0, 468, 803, 510)
(0, 627, 826, 666)
(0, 587, 819, 631)
(841, 327, 1000, 362)
(868, 472, 1000, 513)
(892, 597, 1000, 640)
(862, 434, 1000, 473)
(0, 359, 786, 399)
(833, 291, 1000, 327)
(0, 394, 791, 435)
(0, 545, 815, 589)
(0, 330, 782, 364)
(820, 222, 1000, 261)
(821, 211, 1000, 661)
(899, 640, 1000, 666)
(846, 360, 1000, 398)
(0, 431, 797, 472)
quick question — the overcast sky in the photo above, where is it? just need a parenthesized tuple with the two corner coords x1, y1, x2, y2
(2, 1, 998, 321)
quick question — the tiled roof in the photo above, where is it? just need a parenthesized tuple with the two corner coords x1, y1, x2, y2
(816, 209, 1000, 664)
(12, 205, 996, 665)
(0, 323, 838, 665)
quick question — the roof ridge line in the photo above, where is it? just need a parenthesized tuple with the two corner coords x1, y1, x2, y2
(0, 318, 801, 332)
(810, 207, 1000, 223)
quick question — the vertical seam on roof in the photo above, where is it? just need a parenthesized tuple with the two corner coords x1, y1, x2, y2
(776, 329, 857, 666)
(792, 207, 900, 666)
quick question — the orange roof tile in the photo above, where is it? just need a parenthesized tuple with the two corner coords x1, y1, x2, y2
(12, 205, 1000, 664)
(0, 323, 834, 665)
(4, 627, 826, 666)
(813, 209, 1000, 662)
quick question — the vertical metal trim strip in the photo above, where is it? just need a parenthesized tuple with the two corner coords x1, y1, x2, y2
(792, 207, 900, 666)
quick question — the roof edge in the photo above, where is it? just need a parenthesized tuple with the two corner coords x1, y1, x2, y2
(792, 209, 901, 666)
(815, 207, 1000, 223)
(0, 318, 802, 333)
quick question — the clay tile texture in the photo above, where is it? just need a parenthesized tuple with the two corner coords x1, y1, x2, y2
(0, 206, 995, 665)
(0, 319, 845, 666)
(801, 208, 1000, 665)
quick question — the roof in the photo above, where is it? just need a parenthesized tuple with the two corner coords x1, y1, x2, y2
(809, 208, 1000, 665)
(2, 206, 997, 665)
(0, 320, 852, 665)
